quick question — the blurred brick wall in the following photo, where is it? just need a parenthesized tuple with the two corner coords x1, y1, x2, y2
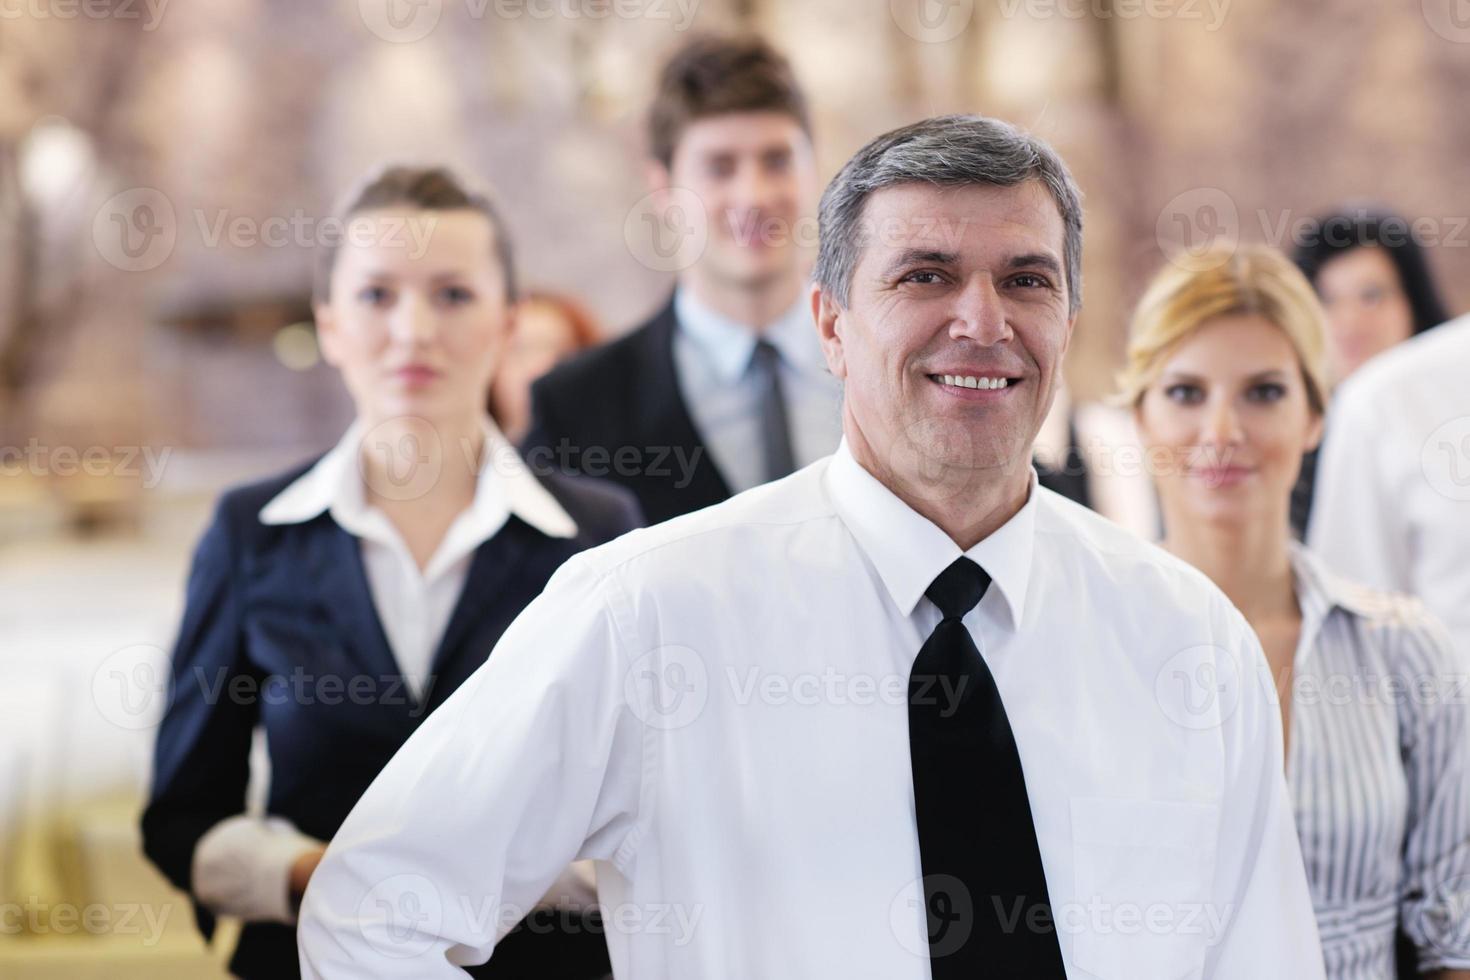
(3, 0, 1466, 451)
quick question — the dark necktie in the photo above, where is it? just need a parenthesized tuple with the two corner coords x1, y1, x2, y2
(908, 557, 1066, 978)
(750, 339, 796, 482)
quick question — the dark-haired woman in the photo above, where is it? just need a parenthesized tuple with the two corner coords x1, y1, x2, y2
(141, 165, 640, 979)
(1289, 206, 1454, 538)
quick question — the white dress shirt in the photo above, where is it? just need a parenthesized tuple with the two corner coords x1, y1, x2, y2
(1308, 313, 1470, 656)
(299, 439, 1325, 980)
(191, 416, 583, 924)
(672, 287, 844, 493)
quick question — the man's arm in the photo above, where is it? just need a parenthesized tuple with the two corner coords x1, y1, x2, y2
(1202, 609, 1326, 979)
(297, 556, 645, 977)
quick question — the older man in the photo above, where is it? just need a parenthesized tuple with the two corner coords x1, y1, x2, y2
(298, 116, 1325, 980)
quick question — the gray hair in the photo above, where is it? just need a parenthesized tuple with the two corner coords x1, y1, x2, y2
(813, 114, 1084, 316)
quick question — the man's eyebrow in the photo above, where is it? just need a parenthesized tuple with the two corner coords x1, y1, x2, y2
(882, 249, 958, 276)
(1006, 252, 1063, 276)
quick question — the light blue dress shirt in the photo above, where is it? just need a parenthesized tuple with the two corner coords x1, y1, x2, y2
(671, 287, 844, 494)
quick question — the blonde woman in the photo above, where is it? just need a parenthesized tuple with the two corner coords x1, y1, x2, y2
(1121, 245, 1470, 980)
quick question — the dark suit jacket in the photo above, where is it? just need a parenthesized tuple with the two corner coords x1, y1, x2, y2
(1290, 445, 1319, 542)
(1034, 417, 1092, 509)
(522, 298, 730, 525)
(141, 457, 642, 980)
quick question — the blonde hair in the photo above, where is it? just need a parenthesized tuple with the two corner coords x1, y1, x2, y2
(1116, 245, 1329, 413)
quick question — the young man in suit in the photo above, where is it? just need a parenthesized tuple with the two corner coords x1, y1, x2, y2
(521, 35, 842, 525)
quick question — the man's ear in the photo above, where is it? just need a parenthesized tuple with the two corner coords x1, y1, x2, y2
(812, 283, 847, 380)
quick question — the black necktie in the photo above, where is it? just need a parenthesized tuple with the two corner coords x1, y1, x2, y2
(908, 557, 1066, 978)
(750, 339, 796, 482)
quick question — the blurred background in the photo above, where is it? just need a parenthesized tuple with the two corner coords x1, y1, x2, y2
(2, 0, 1469, 974)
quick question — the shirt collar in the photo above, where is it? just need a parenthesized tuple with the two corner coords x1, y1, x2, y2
(258, 417, 578, 550)
(673, 286, 825, 383)
(824, 437, 1036, 628)
(1289, 541, 1378, 662)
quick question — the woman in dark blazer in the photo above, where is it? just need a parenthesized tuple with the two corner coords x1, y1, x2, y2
(141, 165, 641, 979)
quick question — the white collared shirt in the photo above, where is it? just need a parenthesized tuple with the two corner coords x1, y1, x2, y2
(299, 440, 1325, 979)
(192, 417, 579, 925)
(1308, 313, 1470, 657)
(672, 287, 844, 493)
(257, 415, 577, 700)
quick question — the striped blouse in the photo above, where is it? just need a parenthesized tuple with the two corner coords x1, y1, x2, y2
(1288, 543, 1470, 979)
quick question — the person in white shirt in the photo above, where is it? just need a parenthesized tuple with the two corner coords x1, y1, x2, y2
(141, 165, 641, 980)
(1286, 205, 1455, 540)
(1308, 312, 1470, 659)
(298, 115, 1326, 980)
(1122, 244, 1470, 980)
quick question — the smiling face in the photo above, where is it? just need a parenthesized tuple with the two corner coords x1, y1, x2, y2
(1314, 245, 1415, 382)
(1136, 313, 1324, 530)
(814, 180, 1075, 494)
(315, 207, 512, 429)
(656, 110, 818, 292)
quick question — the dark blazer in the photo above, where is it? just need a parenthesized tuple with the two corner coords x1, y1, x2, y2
(1033, 417, 1092, 510)
(1290, 445, 1319, 541)
(522, 298, 730, 525)
(141, 457, 642, 980)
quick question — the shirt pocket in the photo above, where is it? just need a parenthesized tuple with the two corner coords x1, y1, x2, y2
(1069, 796, 1219, 980)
